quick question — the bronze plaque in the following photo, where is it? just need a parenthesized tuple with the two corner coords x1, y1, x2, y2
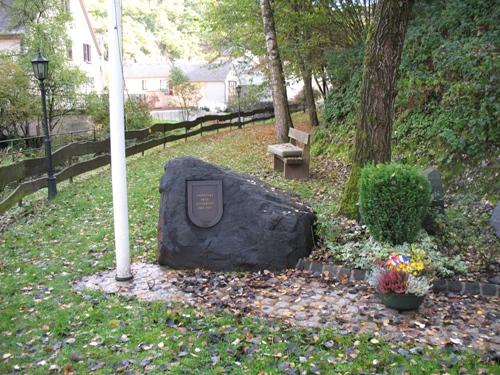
(187, 180, 223, 228)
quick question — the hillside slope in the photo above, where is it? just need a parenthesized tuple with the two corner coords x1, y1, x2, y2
(316, 0, 499, 196)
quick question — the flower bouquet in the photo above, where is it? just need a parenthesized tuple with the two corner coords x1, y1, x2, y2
(368, 247, 433, 310)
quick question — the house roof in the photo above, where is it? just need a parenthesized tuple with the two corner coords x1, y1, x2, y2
(124, 62, 233, 82)
(78, 0, 101, 57)
(0, 0, 23, 35)
(124, 63, 171, 79)
(185, 63, 231, 82)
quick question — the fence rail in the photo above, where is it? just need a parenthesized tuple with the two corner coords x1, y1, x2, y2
(0, 106, 287, 214)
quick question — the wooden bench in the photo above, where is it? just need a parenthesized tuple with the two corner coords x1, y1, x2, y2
(267, 128, 311, 179)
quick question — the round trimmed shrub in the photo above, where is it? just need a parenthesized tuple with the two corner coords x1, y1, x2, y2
(359, 163, 432, 244)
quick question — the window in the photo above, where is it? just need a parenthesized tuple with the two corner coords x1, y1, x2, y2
(142, 80, 148, 90)
(160, 79, 169, 92)
(228, 80, 237, 99)
(83, 43, 91, 63)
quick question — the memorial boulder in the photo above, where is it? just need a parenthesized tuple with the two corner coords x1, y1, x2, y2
(157, 157, 315, 271)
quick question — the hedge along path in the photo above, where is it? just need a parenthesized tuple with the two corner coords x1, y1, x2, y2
(0, 107, 288, 214)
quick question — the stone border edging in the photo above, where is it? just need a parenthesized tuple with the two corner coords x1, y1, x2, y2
(296, 259, 499, 298)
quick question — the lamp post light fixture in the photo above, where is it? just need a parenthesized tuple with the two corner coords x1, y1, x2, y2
(236, 84, 242, 129)
(32, 52, 57, 200)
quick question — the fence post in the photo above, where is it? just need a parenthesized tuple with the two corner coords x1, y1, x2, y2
(200, 121, 203, 138)
(69, 157, 73, 183)
(216, 119, 219, 133)
(185, 126, 188, 142)
(163, 123, 166, 149)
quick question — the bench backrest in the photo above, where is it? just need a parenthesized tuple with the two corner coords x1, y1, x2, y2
(289, 128, 310, 163)
(289, 128, 310, 146)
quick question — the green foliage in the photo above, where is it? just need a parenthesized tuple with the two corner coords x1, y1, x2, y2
(394, 0, 499, 165)
(86, 0, 204, 60)
(227, 83, 269, 112)
(359, 163, 432, 244)
(433, 194, 500, 269)
(169, 66, 201, 120)
(10, 0, 88, 131)
(169, 66, 189, 87)
(291, 85, 321, 107)
(125, 97, 153, 130)
(84, 92, 109, 131)
(201, 0, 264, 59)
(325, 45, 364, 91)
(0, 57, 38, 137)
(312, 46, 363, 158)
(85, 91, 152, 131)
(327, 231, 467, 278)
(320, 0, 499, 168)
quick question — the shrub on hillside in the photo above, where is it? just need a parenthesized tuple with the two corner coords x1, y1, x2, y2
(85, 91, 153, 132)
(359, 163, 432, 244)
(125, 97, 153, 130)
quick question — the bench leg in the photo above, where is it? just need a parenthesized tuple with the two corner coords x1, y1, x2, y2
(284, 163, 309, 180)
(273, 156, 284, 173)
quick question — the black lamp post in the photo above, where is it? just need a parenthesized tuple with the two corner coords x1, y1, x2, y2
(32, 52, 57, 200)
(236, 84, 242, 129)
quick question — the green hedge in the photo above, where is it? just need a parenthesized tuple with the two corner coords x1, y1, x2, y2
(359, 163, 432, 244)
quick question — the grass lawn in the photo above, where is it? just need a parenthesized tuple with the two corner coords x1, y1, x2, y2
(1, 115, 497, 374)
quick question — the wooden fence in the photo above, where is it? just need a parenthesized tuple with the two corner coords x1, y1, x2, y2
(0, 106, 289, 214)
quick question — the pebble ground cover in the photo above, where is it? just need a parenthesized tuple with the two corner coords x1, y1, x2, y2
(1, 117, 498, 374)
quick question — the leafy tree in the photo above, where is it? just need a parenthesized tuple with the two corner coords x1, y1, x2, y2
(0, 57, 38, 138)
(169, 66, 201, 121)
(203, 0, 375, 130)
(4, 0, 88, 134)
(125, 98, 153, 130)
(227, 82, 270, 112)
(339, 0, 415, 217)
(85, 91, 153, 131)
(85, 0, 204, 62)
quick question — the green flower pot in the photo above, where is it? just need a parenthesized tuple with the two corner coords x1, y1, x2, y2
(378, 292, 424, 311)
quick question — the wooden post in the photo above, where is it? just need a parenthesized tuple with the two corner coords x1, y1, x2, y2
(69, 156, 73, 183)
(163, 124, 166, 149)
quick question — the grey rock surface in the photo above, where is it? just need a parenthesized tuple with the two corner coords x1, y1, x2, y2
(157, 157, 315, 271)
(423, 167, 445, 210)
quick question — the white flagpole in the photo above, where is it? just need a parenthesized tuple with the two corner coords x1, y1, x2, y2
(108, 0, 132, 281)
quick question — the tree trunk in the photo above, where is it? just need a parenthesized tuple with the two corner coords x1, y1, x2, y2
(260, 0, 293, 143)
(339, 0, 414, 217)
(301, 67, 319, 127)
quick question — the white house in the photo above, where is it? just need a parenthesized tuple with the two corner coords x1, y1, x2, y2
(123, 63, 174, 109)
(123, 60, 269, 111)
(0, 0, 22, 52)
(66, 0, 105, 93)
(185, 63, 233, 110)
(0, 0, 104, 93)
